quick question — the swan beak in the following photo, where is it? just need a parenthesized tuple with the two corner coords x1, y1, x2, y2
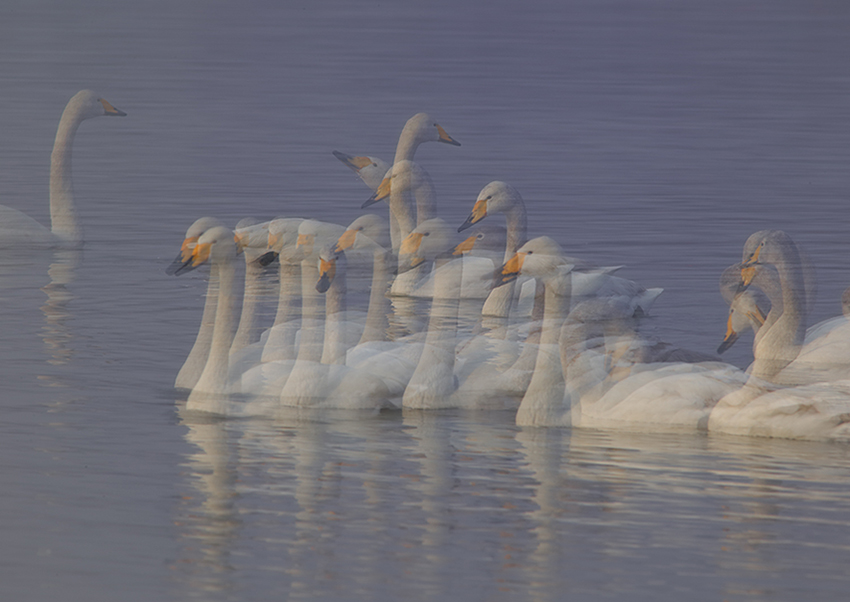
(458, 199, 487, 232)
(717, 313, 740, 354)
(740, 265, 756, 288)
(453, 234, 477, 256)
(296, 233, 313, 250)
(363, 177, 391, 208)
(267, 231, 282, 252)
(334, 229, 358, 254)
(191, 241, 212, 267)
(256, 251, 279, 267)
(316, 257, 336, 293)
(234, 232, 247, 254)
(496, 252, 525, 286)
(748, 308, 767, 328)
(99, 98, 127, 117)
(741, 242, 763, 269)
(165, 236, 198, 275)
(333, 151, 372, 173)
(400, 232, 424, 255)
(436, 124, 461, 146)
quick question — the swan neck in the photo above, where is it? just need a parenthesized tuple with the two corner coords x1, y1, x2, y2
(321, 257, 347, 365)
(504, 205, 527, 260)
(49, 106, 85, 244)
(358, 250, 391, 345)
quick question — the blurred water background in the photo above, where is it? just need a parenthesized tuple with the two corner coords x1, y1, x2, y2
(1, 1, 850, 600)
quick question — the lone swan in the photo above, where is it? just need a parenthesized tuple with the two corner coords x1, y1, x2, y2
(0, 90, 126, 248)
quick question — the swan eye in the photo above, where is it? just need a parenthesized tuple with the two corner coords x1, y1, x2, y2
(486, 195, 492, 200)
(527, 250, 533, 255)
(476, 233, 484, 240)
(424, 232, 430, 236)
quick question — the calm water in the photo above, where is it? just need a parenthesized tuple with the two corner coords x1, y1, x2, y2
(2, 1, 850, 600)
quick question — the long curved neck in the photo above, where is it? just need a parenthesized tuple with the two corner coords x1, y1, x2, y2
(503, 204, 527, 260)
(175, 264, 220, 389)
(358, 249, 391, 345)
(260, 260, 301, 363)
(414, 176, 437, 225)
(192, 258, 238, 396)
(750, 262, 806, 382)
(393, 126, 420, 164)
(229, 260, 263, 355)
(321, 257, 347, 365)
(296, 259, 324, 363)
(50, 105, 85, 245)
(516, 273, 571, 426)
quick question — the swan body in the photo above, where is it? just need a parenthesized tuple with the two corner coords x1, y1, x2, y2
(0, 90, 126, 248)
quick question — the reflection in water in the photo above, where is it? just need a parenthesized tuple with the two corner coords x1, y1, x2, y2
(40, 249, 80, 366)
(172, 409, 850, 600)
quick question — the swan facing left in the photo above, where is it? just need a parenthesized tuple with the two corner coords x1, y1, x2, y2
(0, 90, 126, 248)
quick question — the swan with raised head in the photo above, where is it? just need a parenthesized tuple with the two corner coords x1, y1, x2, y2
(709, 230, 850, 441)
(0, 90, 126, 248)
(169, 217, 226, 390)
(459, 181, 662, 318)
(177, 226, 242, 414)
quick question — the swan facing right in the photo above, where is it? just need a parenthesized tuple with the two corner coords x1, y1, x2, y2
(0, 90, 126, 248)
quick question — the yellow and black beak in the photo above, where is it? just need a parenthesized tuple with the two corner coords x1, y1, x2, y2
(334, 229, 358, 255)
(436, 124, 461, 147)
(717, 312, 740, 354)
(496, 252, 525, 287)
(457, 199, 487, 232)
(740, 242, 764, 287)
(452, 233, 478, 256)
(99, 98, 127, 117)
(166, 236, 198, 275)
(316, 256, 337, 293)
(333, 151, 372, 173)
(397, 232, 426, 273)
(363, 176, 391, 208)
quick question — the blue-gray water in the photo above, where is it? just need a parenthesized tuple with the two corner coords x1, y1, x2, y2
(2, 1, 850, 600)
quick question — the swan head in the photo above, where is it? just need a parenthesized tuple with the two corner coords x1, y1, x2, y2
(362, 160, 432, 208)
(496, 236, 572, 286)
(173, 226, 237, 275)
(458, 181, 522, 232)
(397, 218, 453, 273)
(333, 151, 392, 192)
(718, 290, 769, 354)
(67, 90, 127, 120)
(166, 216, 225, 275)
(452, 224, 506, 256)
(263, 218, 304, 265)
(316, 245, 341, 294)
(334, 214, 389, 254)
(403, 112, 460, 147)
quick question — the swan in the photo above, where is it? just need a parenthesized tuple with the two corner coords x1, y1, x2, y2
(0, 90, 126, 248)
(169, 217, 226, 390)
(716, 265, 769, 354)
(497, 236, 745, 431)
(709, 231, 850, 441)
(459, 181, 662, 318)
(275, 245, 396, 409)
(400, 219, 522, 410)
(332, 151, 392, 193)
(177, 226, 242, 414)
(339, 112, 459, 250)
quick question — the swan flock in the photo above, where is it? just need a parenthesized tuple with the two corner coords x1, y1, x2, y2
(155, 111, 850, 442)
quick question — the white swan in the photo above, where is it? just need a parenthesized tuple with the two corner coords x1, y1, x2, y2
(716, 264, 769, 354)
(497, 236, 746, 431)
(333, 151, 392, 193)
(0, 90, 126, 248)
(178, 226, 242, 414)
(709, 231, 850, 441)
(459, 181, 662, 318)
(169, 217, 226, 390)
(275, 245, 396, 409)
(400, 219, 528, 410)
